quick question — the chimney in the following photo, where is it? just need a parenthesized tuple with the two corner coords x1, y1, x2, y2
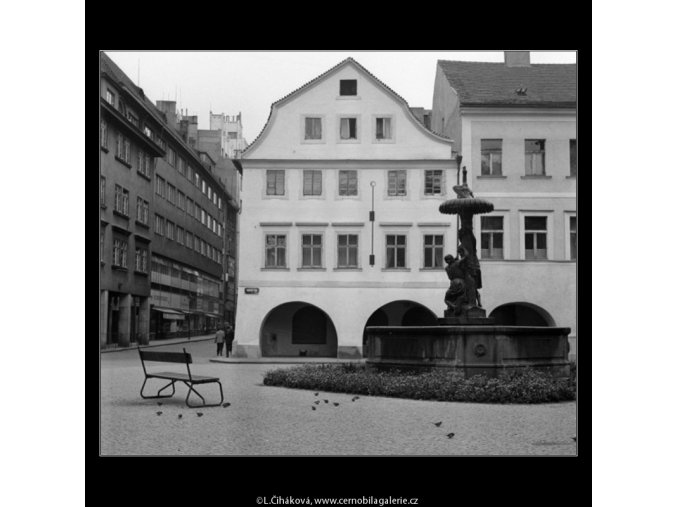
(156, 100, 178, 127)
(504, 51, 530, 67)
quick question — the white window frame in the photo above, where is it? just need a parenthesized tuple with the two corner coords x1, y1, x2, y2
(480, 139, 503, 176)
(337, 115, 361, 144)
(519, 211, 553, 261)
(476, 213, 508, 260)
(372, 115, 395, 144)
(263, 232, 289, 269)
(421, 233, 445, 269)
(383, 231, 409, 270)
(301, 115, 325, 144)
(525, 139, 546, 176)
(299, 231, 325, 269)
(386, 169, 408, 198)
(136, 196, 149, 225)
(334, 231, 361, 270)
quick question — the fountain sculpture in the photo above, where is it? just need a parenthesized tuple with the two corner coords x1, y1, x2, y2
(365, 169, 571, 378)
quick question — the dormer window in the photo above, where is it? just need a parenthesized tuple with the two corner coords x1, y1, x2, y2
(340, 79, 357, 96)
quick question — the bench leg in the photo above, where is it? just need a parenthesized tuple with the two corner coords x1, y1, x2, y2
(184, 381, 224, 408)
(140, 378, 176, 400)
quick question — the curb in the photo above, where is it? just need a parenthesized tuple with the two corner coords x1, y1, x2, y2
(101, 336, 214, 353)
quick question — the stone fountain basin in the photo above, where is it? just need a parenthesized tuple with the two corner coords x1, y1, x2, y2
(365, 325, 571, 378)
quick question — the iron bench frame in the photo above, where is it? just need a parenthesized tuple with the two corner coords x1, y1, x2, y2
(138, 347, 224, 408)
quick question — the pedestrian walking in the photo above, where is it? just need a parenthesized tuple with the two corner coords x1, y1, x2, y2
(214, 327, 226, 356)
(224, 323, 234, 358)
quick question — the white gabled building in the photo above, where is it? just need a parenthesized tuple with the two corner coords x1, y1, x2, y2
(234, 57, 458, 358)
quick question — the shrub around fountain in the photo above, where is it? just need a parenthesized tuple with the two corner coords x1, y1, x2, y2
(263, 363, 576, 404)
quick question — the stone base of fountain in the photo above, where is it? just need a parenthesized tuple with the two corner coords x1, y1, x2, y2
(439, 306, 495, 325)
(365, 325, 571, 379)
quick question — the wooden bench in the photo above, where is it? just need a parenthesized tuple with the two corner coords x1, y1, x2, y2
(138, 347, 223, 408)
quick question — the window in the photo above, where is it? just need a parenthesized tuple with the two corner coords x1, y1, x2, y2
(167, 147, 176, 167)
(195, 172, 200, 188)
(186, 197, 194, 217)
(207, 186, 212, 199)
(177, 226, 184, 245)
(266, 170, 285, 196)
(570, 139, 577, 176)
(265, 234, 286, 268)
(105, 89, 115, 105)
(194, 235, 201, 253)
(228, 131, 238, 140)
(195, 204, 201, 221)
(100, 230, 105, 262)
(127, 111, 139, 127)
(337, 234, 359, 268)
(570, 216, 577, 260)
(143, 125, 153, 139)
(386, 235, 407, 268)
(338, 170, 357, 196)
(525, 140, 546, 176)
(481, 139, 503, 176)
(423, 235, 444, 268)
(375, 117, 392, 140)
(116, 133, 130, 164)
(202, 180, 206, 194)
(114, 185, 129, 216)
(340, 118, 357, 140)
(186, 165, 193, 182)
(167, 183, 176, 205)
(213, 192, 217, 205)
(481, 217, 504, 259)
(113, 239, 127, 268)
(136, 197, 149, 225)
(154, 214, 164, 236)
(305, 118, 322, 139)
(340, 79, 357, 96)
(201, 209, 206, 225)
(303, 170, 322, 196)
(186, 232, 194, 250)
(178, 157, 185, 176)
(155, 175, 165, 198)
(100, 176, 106, 206)
(200, 239, 206, 256)
(217, 223, 222, 237)
(100, 120, 108, 149)
(166, 221, 175, 241)
(301, 234, 322, 267)
(207, 214, 212, 229)
(387, 170, 407, 196)
(524, 216, 547, 260)
(137, 150, 151, 178)
(177, 190, 185, 210)
(218, 197, 222, 210)
(424, 170, 444, 195)
(135, 248, 148, 273)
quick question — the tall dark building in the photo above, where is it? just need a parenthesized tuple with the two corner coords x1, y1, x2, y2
(100, 52, 236, 348)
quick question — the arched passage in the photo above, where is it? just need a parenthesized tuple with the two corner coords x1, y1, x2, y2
(362, 300, 438, 349)
(260, 302, 338, 357)
(489, 302, 556, 327)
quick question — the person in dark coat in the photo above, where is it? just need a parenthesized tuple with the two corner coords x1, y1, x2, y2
(224, 323, 234, 358)
(214, 327, 226, 356)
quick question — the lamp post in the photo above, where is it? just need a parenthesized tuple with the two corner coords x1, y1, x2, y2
(369, 181, 376, 266)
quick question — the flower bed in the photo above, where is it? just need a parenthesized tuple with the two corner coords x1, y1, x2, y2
(263, 363, 576, 404)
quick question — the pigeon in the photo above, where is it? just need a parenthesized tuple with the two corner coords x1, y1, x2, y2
(333, 403, 340, 407)
(433, 421, 442, 427)
(197, 412, 204, 417)
(312, 406, 316, 411)
(572, 437, 576, 442)
(314, 393, 319, 396)
(156, 411, 163, 416)
(324, 400, 329, 404)
(157, 402, 163, 406)
(223, 403, 231, 408)
(314, 401, 320, 405)
(178, 414, 183, 419)
(446, 433, 455, 439)
(351, 396, 360, 402)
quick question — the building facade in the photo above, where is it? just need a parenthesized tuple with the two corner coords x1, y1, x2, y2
(235, 58, 456, 358)
(209, 112, 248, 159)
(431, 51, 577, 356)
(100, 52, 235, 348)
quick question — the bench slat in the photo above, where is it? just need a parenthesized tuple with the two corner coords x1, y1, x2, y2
(148, 372, 219, 383)
(139, 350, 192, 364)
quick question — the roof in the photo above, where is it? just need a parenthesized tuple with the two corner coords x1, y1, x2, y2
(244, 57, 450, 154)
(438, 60, 576, 107)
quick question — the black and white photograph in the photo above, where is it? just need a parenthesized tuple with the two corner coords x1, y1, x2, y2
(98, 50, 578, 458)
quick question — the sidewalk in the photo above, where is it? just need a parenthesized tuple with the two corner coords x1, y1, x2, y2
(101, 334, 214, 353)
(209, 357, 366, 365)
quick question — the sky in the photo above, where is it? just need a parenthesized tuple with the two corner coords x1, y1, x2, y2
(105, 50, 577, 144)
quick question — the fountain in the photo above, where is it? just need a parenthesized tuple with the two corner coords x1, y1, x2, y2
(365, 169, 571, 378)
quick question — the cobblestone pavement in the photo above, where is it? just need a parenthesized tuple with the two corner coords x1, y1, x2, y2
(101, 342, 577, 456)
